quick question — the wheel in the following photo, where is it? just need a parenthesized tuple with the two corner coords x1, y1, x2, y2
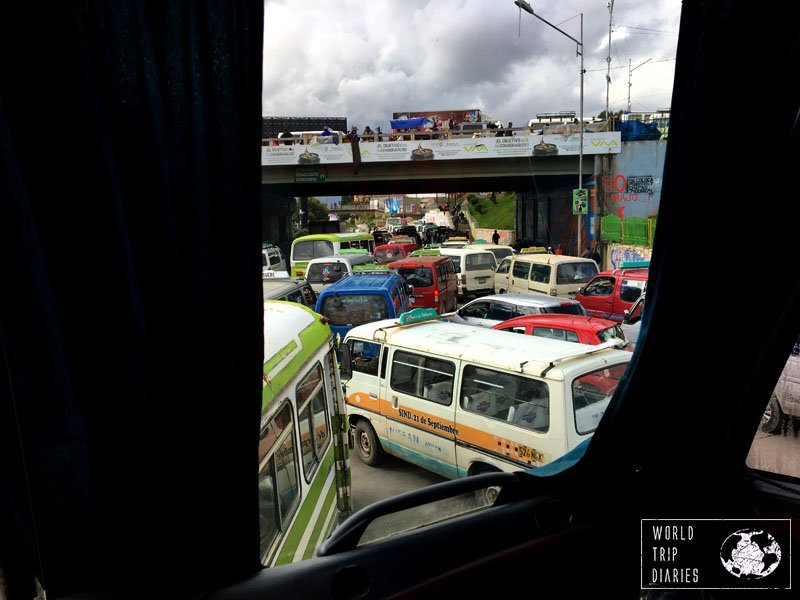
(761, 395, 784, 434)
(469, 464, 501, 507)
(355, 420, 384, 466)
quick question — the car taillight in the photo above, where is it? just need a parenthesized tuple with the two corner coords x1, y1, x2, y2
(434, 289, 439, 300)
(461, 274, 467, 285)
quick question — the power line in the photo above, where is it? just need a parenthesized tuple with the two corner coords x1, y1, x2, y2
(586, 57, 675, 73)
(615, 24, 678, 35)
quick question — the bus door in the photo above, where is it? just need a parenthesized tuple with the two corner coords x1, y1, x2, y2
(385, 348, 458, 479)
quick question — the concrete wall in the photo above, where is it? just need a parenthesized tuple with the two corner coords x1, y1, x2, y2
(471, 228, 516, 245)
(460, 203, 516, 245)
(600, 140, 667, 220)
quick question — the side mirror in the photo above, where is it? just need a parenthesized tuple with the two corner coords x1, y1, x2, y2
(339, 343, 352, 379)
(577, 287, 584, 295)
(406, 284, 414, 296)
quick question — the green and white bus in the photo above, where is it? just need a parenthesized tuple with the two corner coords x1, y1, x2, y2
(259, 300, 352, 566)
(290, 232, 376, 278)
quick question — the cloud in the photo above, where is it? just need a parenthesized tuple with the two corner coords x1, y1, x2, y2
(263, 0, 681, 130)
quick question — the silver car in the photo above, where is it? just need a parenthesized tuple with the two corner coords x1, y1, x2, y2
(448, 293, 586, 328)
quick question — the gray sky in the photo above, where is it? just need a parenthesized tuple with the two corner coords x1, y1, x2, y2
(263, 1, 681, 132)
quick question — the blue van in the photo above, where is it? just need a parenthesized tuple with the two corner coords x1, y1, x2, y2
(315, 273, 413, 341)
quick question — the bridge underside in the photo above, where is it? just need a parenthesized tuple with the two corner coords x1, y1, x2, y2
(261, 155, 592, 196)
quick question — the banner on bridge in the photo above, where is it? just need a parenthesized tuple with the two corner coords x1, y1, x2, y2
(262, 132, 622, 166)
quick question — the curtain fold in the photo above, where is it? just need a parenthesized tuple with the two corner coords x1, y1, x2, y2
(0, 2, 264, 596)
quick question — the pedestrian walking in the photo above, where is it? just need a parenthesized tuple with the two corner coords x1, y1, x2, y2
(492, 230, 500, 245)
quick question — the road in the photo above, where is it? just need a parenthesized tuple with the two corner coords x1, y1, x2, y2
(350, 448, 446, 512)
(348, 416, 800, 516)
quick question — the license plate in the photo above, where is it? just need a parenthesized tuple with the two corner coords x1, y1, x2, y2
(478, 277, 487, 283)
(517, 444, 542, 463)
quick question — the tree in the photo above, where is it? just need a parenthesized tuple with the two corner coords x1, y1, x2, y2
(308, 197, 329, 221)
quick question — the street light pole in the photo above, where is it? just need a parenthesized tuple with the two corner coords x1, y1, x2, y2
(515, 0, 584, 254)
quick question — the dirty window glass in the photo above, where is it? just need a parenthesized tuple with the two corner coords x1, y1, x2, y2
(572, 364, 627, 435)
(747, 338, 800, 478)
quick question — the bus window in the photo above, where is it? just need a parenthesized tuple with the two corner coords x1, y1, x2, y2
(297, 363, 330, 480)
(258, 403, 300, 562)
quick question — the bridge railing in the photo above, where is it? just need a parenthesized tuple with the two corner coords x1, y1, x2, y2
(262, 125, 543, 146)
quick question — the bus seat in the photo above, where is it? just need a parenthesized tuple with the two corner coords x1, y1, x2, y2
(424, 381, 452, 405)
(510, 401, 549, 432)
(464, 391, 497, 417)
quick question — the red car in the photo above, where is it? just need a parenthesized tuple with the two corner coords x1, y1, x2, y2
(491, 313, 627, 346)
(574, 266, 649, 321)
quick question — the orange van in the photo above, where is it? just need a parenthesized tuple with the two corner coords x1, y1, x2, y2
(387, 254, 458, 314)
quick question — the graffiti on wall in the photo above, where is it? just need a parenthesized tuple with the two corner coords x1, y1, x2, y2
(600, 174, 660, 218)
(608, 244, 653, 270)
(603, 140, 667, 219)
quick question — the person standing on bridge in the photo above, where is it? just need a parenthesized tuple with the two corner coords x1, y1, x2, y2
(349, 126, 361, 174)
(492, 230, 500, 245)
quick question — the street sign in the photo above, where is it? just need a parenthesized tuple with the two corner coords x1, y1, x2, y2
(572, 188, 588, 215)
(294, 168, 327, 183)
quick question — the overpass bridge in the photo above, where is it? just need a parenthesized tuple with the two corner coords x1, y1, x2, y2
(261, 130, 622, 253)
(261, 131, 621, 196)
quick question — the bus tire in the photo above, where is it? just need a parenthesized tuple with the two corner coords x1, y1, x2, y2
(761, 395, 784, 434)
(469, 464, 501, 506)
(355, 421, 383, 467)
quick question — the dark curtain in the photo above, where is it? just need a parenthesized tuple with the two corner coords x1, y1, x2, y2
(0, 2, 264, 597)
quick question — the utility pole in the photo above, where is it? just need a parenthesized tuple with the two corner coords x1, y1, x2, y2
(605, 1, 614, 127)
(628, 57, 652, 113)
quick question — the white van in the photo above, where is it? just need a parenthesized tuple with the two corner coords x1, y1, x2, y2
(304, 253, 378, 293)
(495, 254, 598, 297)
(262, 243, 287, 276)
(439, 247, 497, 299)
(341, 311, 630, 480)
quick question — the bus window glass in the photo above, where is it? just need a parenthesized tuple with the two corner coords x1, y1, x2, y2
(391, 350, 455, 406)
(461, 365, 550, 432)
(297, 363, 329, 479)
(258, 403, 299, 562)
(572, 364, 627, 435)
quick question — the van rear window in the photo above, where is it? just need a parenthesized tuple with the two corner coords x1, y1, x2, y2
(293, 240, 334, 261)
(465, 253, 495, 271)
(321, 294, 388, 326)
(556, 262, 597, 285)
(395, 267, 433, 288)
(307, 262, 346, 284)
